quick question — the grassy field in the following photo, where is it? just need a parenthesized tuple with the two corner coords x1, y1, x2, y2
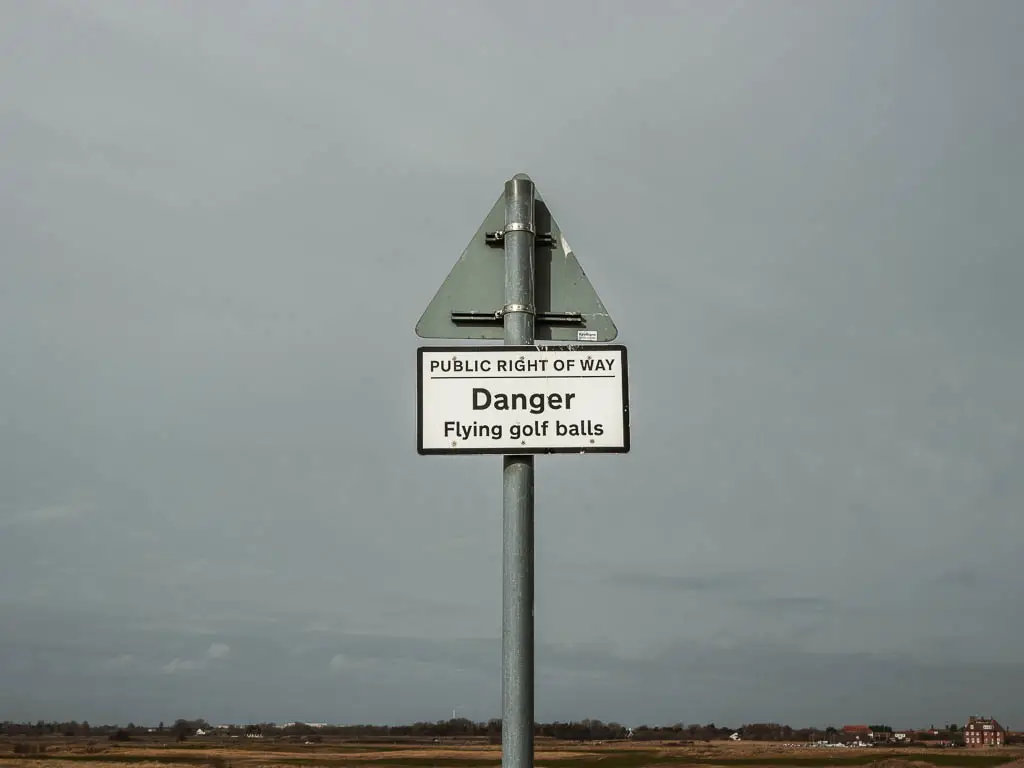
(0, 739, 1021, 768)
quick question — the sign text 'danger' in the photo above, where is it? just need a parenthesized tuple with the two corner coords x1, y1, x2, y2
(417, 345, 630, 455)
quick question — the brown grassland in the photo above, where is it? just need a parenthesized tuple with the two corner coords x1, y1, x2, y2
(1, 738, 1022, 768)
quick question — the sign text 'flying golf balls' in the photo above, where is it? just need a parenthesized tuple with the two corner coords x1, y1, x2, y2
(417, 345, 630, 455)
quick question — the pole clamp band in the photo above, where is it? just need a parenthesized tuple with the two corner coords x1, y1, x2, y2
(504, 222, 536, 235)
(496, 304, 536, 318)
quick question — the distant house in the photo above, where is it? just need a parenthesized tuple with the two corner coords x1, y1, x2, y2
(869, 727, 894, 743)
(964, 717, 1005, 748)
(842, 725, 871, 742)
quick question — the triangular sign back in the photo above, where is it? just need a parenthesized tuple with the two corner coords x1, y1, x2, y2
(415, 184, 618, 342)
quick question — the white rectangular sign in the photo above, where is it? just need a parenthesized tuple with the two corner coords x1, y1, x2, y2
(417, 345, 630, 455)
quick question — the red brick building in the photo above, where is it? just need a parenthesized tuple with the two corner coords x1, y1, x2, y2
(964, 716, 1005, 747)
(841, 725, 872, 741)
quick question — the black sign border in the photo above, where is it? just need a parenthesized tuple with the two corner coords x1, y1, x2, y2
(417, 344, 630, 456)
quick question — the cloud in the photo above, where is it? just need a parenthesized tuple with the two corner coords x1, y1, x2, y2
(0, 504, 88, 529)
(158, 642, 231, 674)
(608, 571, 832, 613)
(734, 595, 833, 613)
(206, 642, 231, 660)
(99, 654, 137, 671)
(931, 569, 1002, 591)
(328, 654, 376, 673)
(160, 658, 202, 675)
(3, 599, 1023, 726)
(608, 571, 760, 592)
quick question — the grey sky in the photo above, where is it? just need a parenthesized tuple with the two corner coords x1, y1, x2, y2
(2, 0, 1023, 729)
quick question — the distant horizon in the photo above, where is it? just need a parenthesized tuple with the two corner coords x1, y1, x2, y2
(3, 718, 1009, 732)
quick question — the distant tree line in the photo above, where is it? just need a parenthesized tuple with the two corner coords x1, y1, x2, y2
(0, 718, 1010, 745)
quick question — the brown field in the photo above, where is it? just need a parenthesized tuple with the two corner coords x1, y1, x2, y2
(1, 738, 1022, 768)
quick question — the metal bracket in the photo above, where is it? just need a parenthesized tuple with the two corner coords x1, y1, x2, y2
(498, 303, 535, 318)
(485, 230, 556, 248)
(451, 310, 584, 325)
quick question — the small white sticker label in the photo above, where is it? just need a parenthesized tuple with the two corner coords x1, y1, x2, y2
(577, 330, 598, 342)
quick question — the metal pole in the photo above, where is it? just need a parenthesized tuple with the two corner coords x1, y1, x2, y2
(502, 174, 535, 768)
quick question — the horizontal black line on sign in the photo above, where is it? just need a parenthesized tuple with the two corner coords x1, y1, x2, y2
(429, 375, 617, 380)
